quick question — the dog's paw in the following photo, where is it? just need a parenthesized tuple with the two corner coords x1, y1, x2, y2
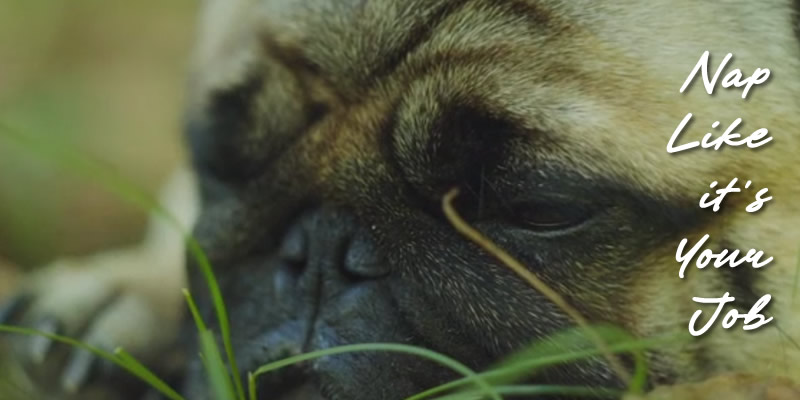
(0, 247, 186, 397)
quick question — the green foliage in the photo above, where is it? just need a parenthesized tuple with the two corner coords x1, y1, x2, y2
(0, 123, 676, 400)
(0, 325, 183, 400)
(248, 343, 501, 400)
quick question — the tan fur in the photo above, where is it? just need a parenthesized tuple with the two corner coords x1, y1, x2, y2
(186, 0, 800, 383)
(10, 0, 800, 396)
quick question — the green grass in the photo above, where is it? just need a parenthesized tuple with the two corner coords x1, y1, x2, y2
(0, 122, 675, 399)
(793, 244, 800, 307)
(0, 325, 183, 400)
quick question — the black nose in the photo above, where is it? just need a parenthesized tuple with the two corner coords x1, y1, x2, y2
(273, 209, 389, 296)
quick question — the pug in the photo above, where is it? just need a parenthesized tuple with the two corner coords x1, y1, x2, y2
(3, 1, 800, 399)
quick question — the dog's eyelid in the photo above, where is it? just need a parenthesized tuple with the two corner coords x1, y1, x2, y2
(490, 162, 609, 202)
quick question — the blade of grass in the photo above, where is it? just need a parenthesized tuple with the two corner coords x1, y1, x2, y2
(185, 238, 247, 400)
(442, 189, 633, 388)
(200, 329, 238, 400)
(434, 384, 622, 400)
(114, 348, 185, 400)
(792, 245, 800, 307)
(249, 343, 502, 400)
(405, 333, 678, 400)
(0, 122, 246, 400)
(185, 289, 240, 400)
(0, 325, 184, 400)
(248, 372, 257, 400)
(183, 289, 209, 334)
(487, 325, 648, 393)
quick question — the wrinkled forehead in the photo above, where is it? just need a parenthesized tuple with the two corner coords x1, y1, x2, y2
(191, 0, 797, 91)
(190, 0, 533, 97)
(188, 0, 800, 195)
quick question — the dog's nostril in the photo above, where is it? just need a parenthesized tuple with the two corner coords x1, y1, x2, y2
(280, 224, 308, 265)
(343, 231, 389, 279)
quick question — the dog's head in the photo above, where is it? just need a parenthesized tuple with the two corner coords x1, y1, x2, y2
(182, 1, 800, 398)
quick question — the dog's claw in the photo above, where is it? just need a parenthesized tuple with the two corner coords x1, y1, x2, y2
(0, 294, 30, 325)
(61, 348, 97, 394)
(29, 317, 60, 364)
(2, 167, 193, 397)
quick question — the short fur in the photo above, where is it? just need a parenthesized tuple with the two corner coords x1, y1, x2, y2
(7, 1, 800, 399)
(179, 0, 800, 397)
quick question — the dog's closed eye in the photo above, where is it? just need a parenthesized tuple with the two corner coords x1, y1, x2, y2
(508, 201, 593, 233)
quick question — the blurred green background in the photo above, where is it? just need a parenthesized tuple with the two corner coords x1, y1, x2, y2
(0, 1, 198, 292)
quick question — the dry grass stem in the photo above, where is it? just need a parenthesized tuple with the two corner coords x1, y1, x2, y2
(442, 188, 633, 385)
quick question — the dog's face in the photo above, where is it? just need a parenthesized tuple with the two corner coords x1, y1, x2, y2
(183, 1, 800, 399)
